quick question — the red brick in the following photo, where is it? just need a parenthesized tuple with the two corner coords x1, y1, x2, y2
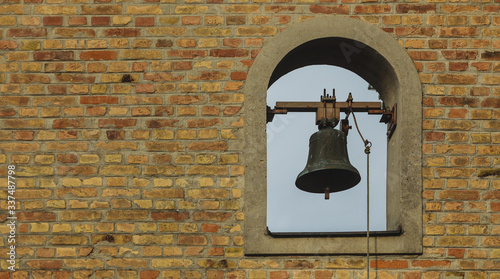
(437, 74, 477, 85)
(145, 119, 178, 128)
(448, 248, 465, 258)
(140, 271, 160, 279)
(133, 85, 153, 94)
(471, 62, 490, 71)
(408, 51, 437, 61)
(439, 190, 479, 200)
(48, 85, 66, 94)
(270, 271, 289, 279)
(27, 260, 63, 269)
(18, 212, 56, 221)
(182, 16, 201, 25)
(52, 119, 85, 129)
(396, 4, 436, 13)
(167, 50, 207, 59)
(223, 39, 242, 48)
(169, 95, 204, 104)
(57, 166, 97, 175)
(7, 28, 47, 37)
(448, 109, 467, 118)
(371, 260, 409, 269)
(91, 16, 110, 26)
(265, 6, 296, 13)
(173, 61, 192, 70)
(58, 154, 77, 163)
(439, 27, 478, 37)
(483, 51, 500, 61)
(43, 17, 63, 26)
(68, 17, 87, 26)
(99, 119, 138, 128)
(151, 212, 189, 221)
(309, 5, 349, 14)
(0, 109, 16, 117)
(210, 49, 248, 57)
(136, 17, 154, 26)
(440, 97, 477, 107)
(429, 40, 447, 49)
(80, 96, 119, 104)
(34, 51, 73, 61)
(80, 51, 118, 61)
(54, 28, 95, 38)
(82, 4, 122, 14)
(178, 235, 207, 245)
(201, 224, 220, 233)
(193, 212, 232, 222)
(0, 40, 18, 49)
(449, 62, 468, 71)
(107, 210, 148, 220)
(481, 98, 500, 108)
(354, 5, 391, 13)
(230, 72, 247, 80)
(396, 27, 435, 37)
(187, 119, 221, 128)
(104, 28, 140, 37)
(56, 74, 95, 83)
(442, 50, 478, 60)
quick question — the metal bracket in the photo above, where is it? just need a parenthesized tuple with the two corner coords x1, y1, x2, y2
(377, 104, 397, 139)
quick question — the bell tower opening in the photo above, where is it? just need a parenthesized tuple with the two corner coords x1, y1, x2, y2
(266, 65, 388, 233)
(244, 16, 422, 255)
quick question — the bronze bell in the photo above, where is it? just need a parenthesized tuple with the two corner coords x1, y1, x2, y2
(295, 125, 361, 198)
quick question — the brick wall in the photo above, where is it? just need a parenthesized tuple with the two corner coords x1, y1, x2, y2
(0, 1, 499, 278)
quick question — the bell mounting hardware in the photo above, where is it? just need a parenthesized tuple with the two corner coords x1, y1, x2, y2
(267, 89, 396, 199)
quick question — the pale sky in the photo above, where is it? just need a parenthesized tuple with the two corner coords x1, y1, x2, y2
(267, 65, 387, 232)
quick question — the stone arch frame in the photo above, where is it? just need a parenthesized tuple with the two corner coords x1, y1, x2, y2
(244, 17, 423, 255)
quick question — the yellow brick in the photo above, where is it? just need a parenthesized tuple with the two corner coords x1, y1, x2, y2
(155, 201, 175, 210)
(133, 178, 150, 187)
(80, 154, 99, 164)
(196, 154, 216, 164)
(126, 5, 162, 14)
(47, 200, 66, 208)
(220, 154, 238, 164)
(175, 5, 208, 14)
(35, 6, 77, 15)
(198, 177, 214, 187)
(31, 223, 49, 233)
(154, 130, 174, 139)
(53, 224, 72, 233)
(149, 27, 187, 36)
(134, 200, 153, 209)
(40, 179, 56, 188)
(112, 16, 132, 25)
(82, 178, 102, 186)
(35, 155, 55, 164)
(62, 178, 81, 187)
(153, 178, 173, 187)
(174, 155, 193, 164)
(104, 154, 122, 163)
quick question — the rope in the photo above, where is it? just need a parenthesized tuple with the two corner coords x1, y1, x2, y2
(366, 144, 371, 279)
(348, 104, 372, 279)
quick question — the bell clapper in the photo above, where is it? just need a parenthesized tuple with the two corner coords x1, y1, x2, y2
(325, 187, 330, 200)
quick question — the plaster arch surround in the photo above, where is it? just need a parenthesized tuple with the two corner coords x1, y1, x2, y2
(244, 16, 422, 255)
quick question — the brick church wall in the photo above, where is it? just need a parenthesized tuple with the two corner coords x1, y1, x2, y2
(0, 1, 499, 278)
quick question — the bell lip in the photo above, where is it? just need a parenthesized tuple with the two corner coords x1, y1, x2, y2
(295, 168, 361, 194)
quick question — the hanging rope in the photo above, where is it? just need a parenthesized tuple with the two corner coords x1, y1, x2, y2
(365, 141, 371, 279)
(347, 102, 372, 279)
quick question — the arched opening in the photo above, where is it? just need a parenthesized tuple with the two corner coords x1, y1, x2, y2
(244, 16, 422, 255)
(267, 65, 387, 233)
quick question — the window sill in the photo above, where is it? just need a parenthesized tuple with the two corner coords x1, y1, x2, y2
(266, 226, 402, 238)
